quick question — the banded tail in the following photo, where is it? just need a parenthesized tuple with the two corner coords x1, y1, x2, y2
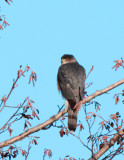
(68, 104, 77, 132)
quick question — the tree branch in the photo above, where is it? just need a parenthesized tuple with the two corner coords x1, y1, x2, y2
(82, 79, 124, 104)
(109, 142, 124, 160)
(0, 79, 124, 149)
(89, 130, 124, 160)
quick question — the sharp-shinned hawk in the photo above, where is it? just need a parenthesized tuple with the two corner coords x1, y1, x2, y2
(57, 54, 86, 132)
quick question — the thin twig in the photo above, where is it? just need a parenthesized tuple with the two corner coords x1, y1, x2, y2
(1, 98, 27, 131)
(83, 106, 94, 156)
(0, 79, 123, 149)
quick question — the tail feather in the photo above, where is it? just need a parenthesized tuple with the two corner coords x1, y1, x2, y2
(68, 104, 77, 132)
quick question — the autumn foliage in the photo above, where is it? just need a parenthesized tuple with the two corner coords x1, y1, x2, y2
(0, 15, 9, 30)
(0, 0, 12, 30)
(0, 66, 39, 159)
(57, 59, 124, 160)
(1, 2, 124, 159)
(0, 49, 123, 160)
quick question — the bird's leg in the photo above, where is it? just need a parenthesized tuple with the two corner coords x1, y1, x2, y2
(65, 100, 69, 110)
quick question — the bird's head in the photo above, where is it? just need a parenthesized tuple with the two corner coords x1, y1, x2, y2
(61, 54, 76, 64)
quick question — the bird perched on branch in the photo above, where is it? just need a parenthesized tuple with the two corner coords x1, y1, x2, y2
(57, 54, 86, 132)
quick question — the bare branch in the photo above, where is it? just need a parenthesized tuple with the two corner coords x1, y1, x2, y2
(89, 130, 124, 160)
(0, 79, 124, 149)
(0, 108, 67, 148)
(109, 143, 124, 160)
(82, 79, 124, 104)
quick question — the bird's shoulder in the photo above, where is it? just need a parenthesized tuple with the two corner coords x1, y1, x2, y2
(58, 62, 85, 75)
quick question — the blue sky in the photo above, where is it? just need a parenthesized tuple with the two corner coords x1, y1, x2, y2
(0, 0, 124, 159)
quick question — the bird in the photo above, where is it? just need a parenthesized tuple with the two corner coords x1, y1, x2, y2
(57, 54, 86, 132)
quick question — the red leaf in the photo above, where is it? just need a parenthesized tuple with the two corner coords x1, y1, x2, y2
(112, 59, 124, 71)
(113, 94, 120, 104)
(1, 96, 7, 104)
(59, 129, 65, 137)
(29, 75, 31, 84)
(22, 150, 27, 156)
(80, 124, 84, 131)
(110, 114, 118, 121)
(2, 20, 9, 28)
(29, 101, 33, 109)
(32, 76, 35, 86)
(86, 115, 92, 120)
(33, 72, 37, 81)
(25, 66, 30, 71)
(8, 128, 13, 136)
(0, 25, 3, 30)
(24, 120, 28, 130)
(117, 124, 122, 131)
(18, 69, 25, 78)
(48, 149, 52, 158)
(30, 99, 35, 103)
(100, 121, 105, 127)
(95, 105, 100, 112)
(102, 136, 109, 142)
(27, 120, 31, 127)
(33, 139, 38, 145)
(65, 129, 69, 136)
(32, 110, 39, 120)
